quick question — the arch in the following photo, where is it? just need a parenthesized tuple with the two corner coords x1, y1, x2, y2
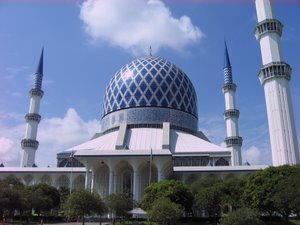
(215, 158, 229, 166)
(73, 175, 85, 190)
(56, 175, 70, 188)
(115, 161, 133, 194)
(139, 162, 158, 199)
(39, 175, 52, 185)
(23, 174, 34, 186)
(94, 164, 109, 197)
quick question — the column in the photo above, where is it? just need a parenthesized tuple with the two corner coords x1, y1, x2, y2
(109, 169, 114, 194)
(90, 170, 95, 193)
(133, 170, 139, 201)
(85, 166, 90, 190)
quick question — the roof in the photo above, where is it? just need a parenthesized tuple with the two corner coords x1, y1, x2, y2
(170, 130, 229, 154)
(174, 165, 268, 173)
(0, 167, 86, 174)
(67, 127, 230, 157)
(68, 130, 119, 151)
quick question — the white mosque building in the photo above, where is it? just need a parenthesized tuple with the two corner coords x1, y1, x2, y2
(0, 0, 299, 202)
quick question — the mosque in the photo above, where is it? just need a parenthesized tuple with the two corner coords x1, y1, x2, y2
(0, 0, 299, 202)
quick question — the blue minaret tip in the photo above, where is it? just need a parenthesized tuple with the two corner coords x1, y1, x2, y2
(36, 48, 43, 75)
(224, 41, 231, 68)
(223, 41, 233, 85)
(33, 48, 44, 90)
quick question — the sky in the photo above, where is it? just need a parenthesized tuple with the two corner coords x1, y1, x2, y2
(0, 0, 299, 167)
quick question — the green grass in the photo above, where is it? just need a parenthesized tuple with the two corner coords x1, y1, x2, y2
(291, 220, 300, 225)
(263, 219, 300, 225)
(114, 219, 300, 225)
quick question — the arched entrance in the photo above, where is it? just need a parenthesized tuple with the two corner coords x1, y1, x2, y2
(94, 164, 109, 197)
(115, 161, 133, 194)
(139, 162, 158, 199)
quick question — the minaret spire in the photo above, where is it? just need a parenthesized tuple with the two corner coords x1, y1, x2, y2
(224, 41, 231, 68)
(222, 42, 242, 166)
(20, 49, 44, 167)
(224, 41, 232, 84)
(255, 0, 299, 165)
(35, 48, 43, 89)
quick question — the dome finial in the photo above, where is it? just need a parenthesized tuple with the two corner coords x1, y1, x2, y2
(149, 46, 152, 56)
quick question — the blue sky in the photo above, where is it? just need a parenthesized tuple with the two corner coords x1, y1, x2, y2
(0, 0, 299, 167)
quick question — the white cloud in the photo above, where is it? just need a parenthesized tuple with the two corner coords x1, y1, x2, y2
(6, 66, 29, 75)
(0, 137, 18, 163)
(0, 108, 100, 167)
(0, 123, 24, 166)
(243, 146, 263, 165)
(199, 114, 226, 144)
(80, 0, 203, 54)
(200, 114, 271, 165)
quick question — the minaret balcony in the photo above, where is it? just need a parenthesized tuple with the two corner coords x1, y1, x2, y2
(259, 61, 291, 85)
(29, 88, 44, 97)
(222, 83, 236, 93)
(224, 109, 239, 119)
(225, 136, 243, 147)
(25, 113, 41, 123)
(21, 139, 39, 150)
(255, 19, 283, 40)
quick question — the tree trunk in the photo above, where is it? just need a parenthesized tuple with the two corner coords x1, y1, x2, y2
(285, 214, 289, 225)
(82, 216, 85, 225)
(268, 211, 273, 225)
(214, 216, 218, 225)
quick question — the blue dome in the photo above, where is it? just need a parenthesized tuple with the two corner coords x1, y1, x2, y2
(103, 56, 198, 118)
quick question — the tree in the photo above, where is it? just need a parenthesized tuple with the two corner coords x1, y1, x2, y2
(273, 169, 300, 225)
(243, 165, 299, 218)
(104, 191, 133, 223)
(190, 177, 222, 195)
(220, 178, 246, 211)
(64, 189, 105, 225)
(194, 185, 222, 225)
(219, 207, 265, 225)
(2, 175, 24, 188)
(0, 176, 27, 218)
(148, 198, 183, 225)
(27, 183, 60, 215)
(191, 178, 225, 225)
(140, 179, 193, 212)
(58, 186, 70, 209)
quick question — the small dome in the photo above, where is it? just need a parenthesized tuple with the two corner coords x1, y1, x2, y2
(103, 56, 198, 118)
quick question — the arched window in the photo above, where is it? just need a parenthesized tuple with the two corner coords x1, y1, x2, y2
(215, 158, 229, 166)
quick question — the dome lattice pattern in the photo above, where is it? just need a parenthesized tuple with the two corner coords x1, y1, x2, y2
(103, 56, 198, 117)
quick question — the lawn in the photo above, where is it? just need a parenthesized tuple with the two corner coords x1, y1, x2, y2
(113, 219, 300, 225)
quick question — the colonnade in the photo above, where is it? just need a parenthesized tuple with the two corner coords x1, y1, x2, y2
(83, 157, 171, 201)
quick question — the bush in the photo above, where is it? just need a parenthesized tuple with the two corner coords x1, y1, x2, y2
(220, 208, 265, 225)
(147, 198, 183, 225)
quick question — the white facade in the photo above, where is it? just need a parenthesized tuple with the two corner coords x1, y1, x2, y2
(255, 0, 300, 165)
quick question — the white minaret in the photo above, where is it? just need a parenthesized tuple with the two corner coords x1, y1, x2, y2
(20, 49, 44, 167)
(255, 0, 299, 165)
(222, 42, 242, 166)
